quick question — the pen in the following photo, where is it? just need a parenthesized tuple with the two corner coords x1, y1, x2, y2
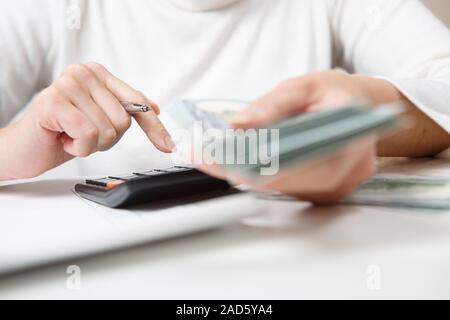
(121, 102, 152, 113)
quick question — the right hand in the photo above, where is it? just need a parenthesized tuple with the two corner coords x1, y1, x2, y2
(3, 62, 174, 179)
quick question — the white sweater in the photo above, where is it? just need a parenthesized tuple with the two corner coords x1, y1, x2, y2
(1, 0, 450, 175)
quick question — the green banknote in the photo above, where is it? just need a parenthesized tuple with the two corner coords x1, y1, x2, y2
(344, 175, 450, 210)
(225, 104, 401, 176)
(168, 99, 403, 176)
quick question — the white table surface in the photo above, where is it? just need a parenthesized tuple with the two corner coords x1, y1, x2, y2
(1, 158, 450, 299)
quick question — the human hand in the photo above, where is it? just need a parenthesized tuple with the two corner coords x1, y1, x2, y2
(201, 71, 381, 204)
(2, 62, 174, 179)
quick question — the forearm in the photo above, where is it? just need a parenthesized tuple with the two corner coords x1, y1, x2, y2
(0, 124, 22, 180)
(377, 102, 450, 157)
(0, 120, 46, 180)
(355, 75, 450, 157)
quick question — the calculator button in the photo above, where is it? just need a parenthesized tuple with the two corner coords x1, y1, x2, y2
(104, 180, 125, 189)
(134, 170, 167, 176)
(107, 174, 140, 181)
(174, 166, 192, 170)
(163, 167, 191, 173)
(85, 178, 125, 189)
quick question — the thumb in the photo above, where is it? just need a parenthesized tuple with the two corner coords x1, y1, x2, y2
(232, 80, 315, 129)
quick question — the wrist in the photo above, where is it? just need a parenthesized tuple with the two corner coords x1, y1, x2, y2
(352, 75, 404, 106)
(0, 122, 23, 180)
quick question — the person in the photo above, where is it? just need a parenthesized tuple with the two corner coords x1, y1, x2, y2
(0, 0, 449, 203)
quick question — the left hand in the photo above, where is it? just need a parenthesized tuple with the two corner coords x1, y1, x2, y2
(200, 70, 393, 204)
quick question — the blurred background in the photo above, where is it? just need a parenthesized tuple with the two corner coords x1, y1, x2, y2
(424, 0, 450, 26)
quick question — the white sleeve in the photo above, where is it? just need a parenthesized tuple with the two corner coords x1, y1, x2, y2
(331, 0, 450, 133)
(0, 0, 58, 126)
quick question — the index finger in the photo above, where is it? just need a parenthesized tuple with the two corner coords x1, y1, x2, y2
(85, 62, 173, 153)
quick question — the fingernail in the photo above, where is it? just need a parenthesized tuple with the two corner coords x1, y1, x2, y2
(231, 113, 253, 124)
(164, 136, 177, 152)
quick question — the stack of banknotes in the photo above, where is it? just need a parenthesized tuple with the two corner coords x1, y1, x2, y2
(345, 174, 450, 210)
(168, 99, 450, 210)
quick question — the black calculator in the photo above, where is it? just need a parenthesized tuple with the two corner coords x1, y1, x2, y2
(74, 166, 233, 208)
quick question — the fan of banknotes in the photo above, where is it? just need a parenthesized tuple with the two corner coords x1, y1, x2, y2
(167, 99, 450, 210)
(167, 98, 402, 173)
